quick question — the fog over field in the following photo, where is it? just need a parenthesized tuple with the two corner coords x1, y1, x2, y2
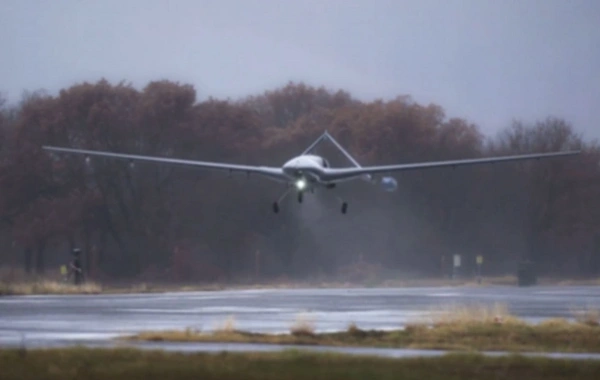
(0, 1, 599, 284)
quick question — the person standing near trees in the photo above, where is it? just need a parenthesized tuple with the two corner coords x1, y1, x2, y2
(69, 248, 84, 285)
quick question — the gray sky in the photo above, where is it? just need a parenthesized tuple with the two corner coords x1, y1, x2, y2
(1, 0, 599, 139)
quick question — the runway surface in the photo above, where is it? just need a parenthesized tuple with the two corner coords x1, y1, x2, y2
(1, 285, 599, 357)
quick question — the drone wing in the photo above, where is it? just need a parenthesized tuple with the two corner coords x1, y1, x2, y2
(42, 146, 288, 182)
(319, 150, 581, 183)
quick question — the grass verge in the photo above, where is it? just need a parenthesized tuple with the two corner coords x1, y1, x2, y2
(1, 347, 600, 380)
(122, 304, 600, 353)
(0, 279, 228, 296)
(0, 280, 103, 295)
(1, 273, 600, 296)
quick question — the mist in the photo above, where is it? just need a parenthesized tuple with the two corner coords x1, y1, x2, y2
(0, 1, 599, 284)
(1, 0, 599, 140)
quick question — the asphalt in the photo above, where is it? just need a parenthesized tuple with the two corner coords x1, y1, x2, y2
(1, 285, 599, 358)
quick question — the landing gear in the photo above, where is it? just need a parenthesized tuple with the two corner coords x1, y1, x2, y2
(272, 186, 293, 214)
(333, 194, 349, 215)
(272, 191, 303, 213)
(271, 183, 348, 214)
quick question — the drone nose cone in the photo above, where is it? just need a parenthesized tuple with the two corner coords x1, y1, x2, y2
(380, 176, 398, 192)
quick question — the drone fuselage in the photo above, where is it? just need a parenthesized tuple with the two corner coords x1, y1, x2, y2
(282, 154, 332, 190)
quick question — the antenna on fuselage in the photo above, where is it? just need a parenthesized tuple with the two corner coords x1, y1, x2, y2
(322, 131, 362, 168)
(300, 132, 328, 156)
(300, 130, 362, 168)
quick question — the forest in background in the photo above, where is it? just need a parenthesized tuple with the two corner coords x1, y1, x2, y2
(0, 79, 599, 283)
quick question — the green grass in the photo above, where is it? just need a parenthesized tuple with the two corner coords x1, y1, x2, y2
(1, 264, 600, 297)
(1, 347, 599, 380)
(123, 304, 600, 353)
(0, 280, 104, 295)
(3, 276, 599, 297)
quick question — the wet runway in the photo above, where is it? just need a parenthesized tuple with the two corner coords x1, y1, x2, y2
(1, 285, 599, 356)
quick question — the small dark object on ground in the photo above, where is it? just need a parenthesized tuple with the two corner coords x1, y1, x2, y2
(70, 248, 83, 286)
(518, 261, 537, 287)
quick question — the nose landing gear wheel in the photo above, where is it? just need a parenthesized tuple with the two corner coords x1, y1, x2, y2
(298, 192, 303, 203)
(273, 202, 279, 213)
(341, 202, 348, 214)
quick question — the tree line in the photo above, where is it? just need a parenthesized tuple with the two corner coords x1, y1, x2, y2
(0, 79, 599, 282)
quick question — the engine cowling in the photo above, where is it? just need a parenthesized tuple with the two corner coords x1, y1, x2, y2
(380, 176, 398, 192)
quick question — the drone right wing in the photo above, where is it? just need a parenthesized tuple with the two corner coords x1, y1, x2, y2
(319, 150, 581, 183)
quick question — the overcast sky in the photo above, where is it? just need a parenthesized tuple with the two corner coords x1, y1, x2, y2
(1, 0, 598, 139)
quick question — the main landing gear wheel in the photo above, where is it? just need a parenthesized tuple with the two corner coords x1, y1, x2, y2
(341, 202, 348, 214)
(272, 186, 293, 214)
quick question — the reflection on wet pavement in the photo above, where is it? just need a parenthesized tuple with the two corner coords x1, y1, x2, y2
(1, 286, 599, 358)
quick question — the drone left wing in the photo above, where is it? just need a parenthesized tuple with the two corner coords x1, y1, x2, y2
(319, 150, 581, 183)
(42, 146, 288, 182)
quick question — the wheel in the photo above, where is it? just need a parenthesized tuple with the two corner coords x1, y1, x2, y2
(298, 192, 303, 203)
(272, 202, 279, 213)
(341, 202, 348, 214)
